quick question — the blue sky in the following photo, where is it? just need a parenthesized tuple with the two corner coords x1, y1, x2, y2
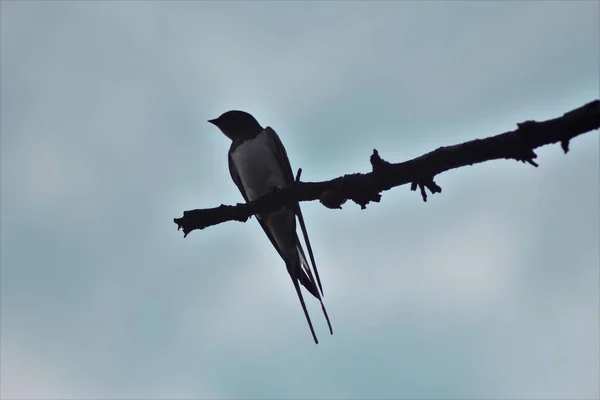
(1, 1, 598, 399)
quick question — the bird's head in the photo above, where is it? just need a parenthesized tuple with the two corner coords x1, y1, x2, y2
(208, 110, 264, 140)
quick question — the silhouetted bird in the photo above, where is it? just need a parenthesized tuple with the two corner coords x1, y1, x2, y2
(208, 110, 333, 344)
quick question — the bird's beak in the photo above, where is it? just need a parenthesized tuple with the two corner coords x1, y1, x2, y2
(207, 118, 218, 126)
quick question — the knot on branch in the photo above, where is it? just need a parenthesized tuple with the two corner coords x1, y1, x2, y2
(370, 149, 392, 173)
(558, 100, 600, 153)
(515, 151, 539, 167)
(340, 174, 382, 210)
(513, 120, 540, 167)
(320, 149, 393, 210)
(320, 190, 347, 209)
(370, 148, 397, 192)
(410, 178, 442, 202)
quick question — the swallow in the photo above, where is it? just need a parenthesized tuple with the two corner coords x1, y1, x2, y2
(208, 110, 333, 344)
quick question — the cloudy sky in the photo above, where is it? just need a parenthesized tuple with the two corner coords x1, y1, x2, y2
(1, 1, 598, 399)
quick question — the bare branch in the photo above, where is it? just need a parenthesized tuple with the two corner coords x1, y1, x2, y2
(174, 100, 600, 237)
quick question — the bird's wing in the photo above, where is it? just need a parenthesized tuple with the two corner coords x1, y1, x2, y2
(264, 128, 332, 336)
(264, 127, 325, 296)
(228, 148, 282, 258)
(228, 147, 322, 342)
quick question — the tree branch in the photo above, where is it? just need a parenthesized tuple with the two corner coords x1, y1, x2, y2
(174, 99, 600, 237)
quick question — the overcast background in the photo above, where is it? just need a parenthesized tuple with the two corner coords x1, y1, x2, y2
(1, 1, 599, 399)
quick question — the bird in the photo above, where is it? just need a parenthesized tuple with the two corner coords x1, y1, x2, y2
(208, 110, 333, 344)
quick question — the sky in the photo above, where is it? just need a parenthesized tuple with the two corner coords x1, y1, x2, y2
(1, 1, 599, 399)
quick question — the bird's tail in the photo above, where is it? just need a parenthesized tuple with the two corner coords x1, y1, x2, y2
(290, 270, 319, 344)
(296, 242, 333, 336)
(286, 247, 333, 344)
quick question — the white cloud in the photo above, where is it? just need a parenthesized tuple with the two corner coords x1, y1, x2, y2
(1, 342, 224, 400)
(3, 137, 95, 221)
(180, 242, 329, 352)
(1, 343, 83, 400)
(478, 294, 599, 399)
(412, 210, 520, 307)
(320, 199, 523, 332)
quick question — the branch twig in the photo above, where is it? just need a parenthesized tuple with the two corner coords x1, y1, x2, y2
(174, 100, 600, 237)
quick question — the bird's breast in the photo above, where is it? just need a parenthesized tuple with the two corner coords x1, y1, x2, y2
(230, 131, 287, 201)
